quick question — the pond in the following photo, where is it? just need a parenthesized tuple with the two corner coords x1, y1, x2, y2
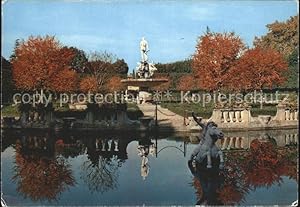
(1, 129, 298, 206)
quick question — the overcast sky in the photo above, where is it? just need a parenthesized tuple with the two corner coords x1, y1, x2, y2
(2, 0, 298, 71)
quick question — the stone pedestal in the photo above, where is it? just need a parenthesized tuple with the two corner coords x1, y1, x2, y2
(121, 78, 168, 104)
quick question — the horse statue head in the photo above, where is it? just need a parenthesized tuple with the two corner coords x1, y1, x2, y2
(203, 121, 224, 143)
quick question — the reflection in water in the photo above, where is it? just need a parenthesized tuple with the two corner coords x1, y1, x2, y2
(189, 166, 224, 205)
(190, 136, 298, 205)
(12, 136, 75, 202)
(81, 155, 121, 194)
(1, 129, 298, 205)
(137, 137, 156, 180)
(80, 138, 127, 193)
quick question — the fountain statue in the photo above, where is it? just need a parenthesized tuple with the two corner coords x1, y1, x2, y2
(136, 37, 157, 79)
(121, 37, 168, 104)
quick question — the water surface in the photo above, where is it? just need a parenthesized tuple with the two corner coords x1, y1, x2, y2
(1, 129, 298, 206)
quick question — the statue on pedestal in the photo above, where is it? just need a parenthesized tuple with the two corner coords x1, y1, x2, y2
(136, 37, 157, 78)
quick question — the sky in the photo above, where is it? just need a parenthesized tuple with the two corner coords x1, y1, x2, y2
(2, 0, 298, 71)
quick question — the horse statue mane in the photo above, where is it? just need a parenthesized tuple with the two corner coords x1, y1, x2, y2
(188, 112, 225, 170)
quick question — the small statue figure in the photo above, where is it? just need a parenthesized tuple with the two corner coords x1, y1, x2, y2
(140, 37, 149, 62)
(136, 37, 158, 79)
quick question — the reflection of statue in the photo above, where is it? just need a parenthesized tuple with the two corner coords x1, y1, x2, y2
(137, 138, 155, 180)
(189, 112, 224, 169)
(140, 37, 148, 62)
(188, 163, 224, 205)
(141, 156, 149, 180)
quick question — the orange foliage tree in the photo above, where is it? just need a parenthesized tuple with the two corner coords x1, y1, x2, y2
(151, 74, 171, 91)
(177, 74, 196, 91)
(106, 76, 124, 92)
(80, 52, 126, 93)
(254, 15, 298, 58)
(11, 36, 78, 93)
(80, 76, 98, 93)
(192, 32, 246, 92)
(229, 47, 288, 91)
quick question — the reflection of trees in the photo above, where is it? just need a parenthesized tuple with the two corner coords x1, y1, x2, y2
(242, 139, 282, 188)
(217, 153, 249, 205)
(55, 139, 86, 158)
(276, 146, 298, 181)
(192, 177, 203, 201)
(80, 138, 126, 194)
(12, 139, 75, 202)
(81, 155, 121, 193)
(191, 138, 298, 205)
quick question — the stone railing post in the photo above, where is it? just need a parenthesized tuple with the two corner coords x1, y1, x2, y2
(273, 103, 287, 121)
(209, 107, 251, 125)
(209, 108, 222, 124)
(240, 108, 251, 123)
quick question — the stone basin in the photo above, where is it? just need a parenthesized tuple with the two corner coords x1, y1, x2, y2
(121, 78, 168, 87)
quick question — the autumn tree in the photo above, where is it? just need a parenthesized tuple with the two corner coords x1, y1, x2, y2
(254, 15, 298, 58)
(79, 52, 115, 93)
(80, 52, 128, 93)
(80, 76, 98, 93)
(106, 76, 124, 92)
(192, 32, 246, 91)
(177, 74, 196, 91)
(11, 36, 78, 93)
(62, 46, 89, 73)
(151, 73, 171, 91)
(229, 47, 288, 91)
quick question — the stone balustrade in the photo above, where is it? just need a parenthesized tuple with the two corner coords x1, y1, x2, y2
(285, 134, 298, 145)
(213, 132, 298, 150)
(273, 103, 298, 121)
(208, 107, 251, 127)
(219, 136, 246, 150)
(220, 109, 250, 123)
(95, 139, 120, 152)
(284, 109, 298, 121)
(20, 110, 54, 127)
(196, 103, 299, 131)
